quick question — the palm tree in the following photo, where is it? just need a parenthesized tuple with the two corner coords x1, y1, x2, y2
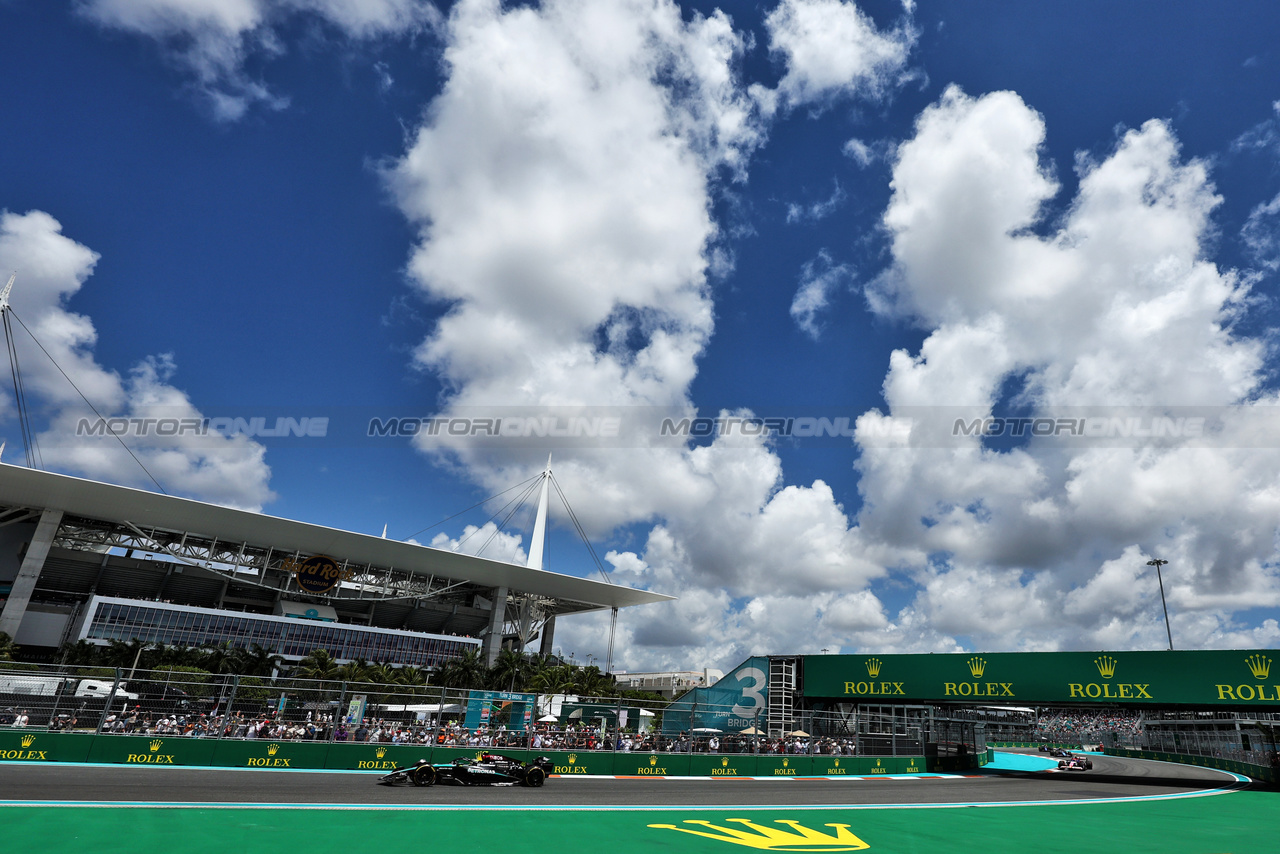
(57, 639, 102, 667)
(487, 648, 530, 692)
(293, 648, 341, 682)
(576, 665, 616, 699)
(200, 641, 240, 675)
(231, 643, 284, 678)
(334, 657, 371, 684)
(364, 661, 403, 686)
(525, 654, 561, 692)
(433, 648, 485, 690)
(0, 631, 17, 661)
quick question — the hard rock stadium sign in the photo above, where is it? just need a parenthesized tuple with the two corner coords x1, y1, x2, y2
(802, 649, 1280, 707)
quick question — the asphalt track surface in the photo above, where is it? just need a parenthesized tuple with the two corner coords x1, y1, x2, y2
(0, 752, 1245, 807)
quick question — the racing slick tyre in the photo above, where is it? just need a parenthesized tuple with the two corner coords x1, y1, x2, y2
(413, 765, 437, 787)
(522, 766, 546, 788)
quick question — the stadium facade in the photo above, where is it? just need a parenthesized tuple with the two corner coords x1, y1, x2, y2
(0, 464, 672, 667)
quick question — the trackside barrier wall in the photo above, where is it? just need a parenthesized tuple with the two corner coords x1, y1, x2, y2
(989, 741, 1085, 750)
(1103, 746, 1275, 784)
(0, 731, 970, 775)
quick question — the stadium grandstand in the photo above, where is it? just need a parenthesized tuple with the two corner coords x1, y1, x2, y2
(0, 463, 671, 669)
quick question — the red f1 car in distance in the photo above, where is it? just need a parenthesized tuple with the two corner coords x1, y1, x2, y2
(1057, 755, 1094, 771)
(379, 753, 553, 787)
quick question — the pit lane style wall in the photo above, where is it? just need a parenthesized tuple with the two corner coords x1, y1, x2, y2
(0, 731, 959, 776)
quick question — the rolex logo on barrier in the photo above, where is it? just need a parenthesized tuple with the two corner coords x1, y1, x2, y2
(722, 757, 730, 767)
(568, 753, 577, 764)
(650, 754, 658, 766)
(2, 732, 47, 761)
(967, 657, 987, 678)
(864, 658, 882, 678)
(126, 738, 173, 765)
(647, 818, 870, 851)
(248, 744, 291, 767)
(1095, 656, 1118, 679)
(375, 747, 387, 758)
(1246, 654, 1272, 680)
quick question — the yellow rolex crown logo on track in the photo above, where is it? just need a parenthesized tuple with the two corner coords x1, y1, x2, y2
(649, 754, 658, 766)
(1095, 656, 1118, 678)
(647, 818, 870, 851)
(268, 743, 280, 756)
(375, 747, 386, 758)
(20, 734, 35, 748)
(150, 740, 163, 752)
(568, 753, 577, 764)
(864, 658, 882, 677)
(966, 657, 986, 678)
(1246, 654, 1271, 679)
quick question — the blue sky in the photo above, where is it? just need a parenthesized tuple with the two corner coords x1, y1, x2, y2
(3, 0, 1280, 671)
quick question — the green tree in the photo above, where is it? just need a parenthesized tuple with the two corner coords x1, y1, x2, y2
(433, 648, 485, 690)
(230, 643, 284, 678)
(0, 631, 18, 661)
(293, 648, 341, 682)
(487, 648, 531, 692)
(57, 640, 102, 667)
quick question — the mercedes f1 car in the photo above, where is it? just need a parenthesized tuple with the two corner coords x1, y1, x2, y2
(1057, 755, 1094, 771)
(379, 753, 553, 787)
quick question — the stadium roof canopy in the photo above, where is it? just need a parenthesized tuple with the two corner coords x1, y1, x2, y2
(0, 464, 672, 658)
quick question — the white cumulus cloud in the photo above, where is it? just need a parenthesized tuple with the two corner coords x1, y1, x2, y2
(0, 209, 273, 510)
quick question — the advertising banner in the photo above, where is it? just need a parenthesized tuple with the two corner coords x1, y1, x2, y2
(662, 656, 769, 734)
(323, 742, 432, 771)
(463, 690, 535, 732)
(803, 649, 1280, 707)
(754, 755, 812, 777)
(0, 731, 93, 763)
(210, 738, 332, 769)
(621, 752, 691, 777)
(87, 734, 217, 767)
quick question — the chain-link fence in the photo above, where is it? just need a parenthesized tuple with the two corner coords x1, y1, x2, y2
(2, 664, 989, 758)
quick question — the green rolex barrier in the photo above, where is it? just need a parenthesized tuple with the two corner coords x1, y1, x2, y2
(688, 753, 750, 777)
(754, 755, 812, 777)
(0, 730, 93, 763)
(210, 738, 331, 769)
(540, 749, 610, 777)
(323, 742, 433, 771)
(87, 734, 218, 767)
(621, 751, 691, 777)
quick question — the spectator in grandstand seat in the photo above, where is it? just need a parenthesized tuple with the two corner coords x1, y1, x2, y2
(12, 709, 29, 728)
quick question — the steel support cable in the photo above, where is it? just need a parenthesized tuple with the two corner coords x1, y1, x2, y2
(2, 309, 40, 468)
(6, 308, 166, 494)
(473, 476, 545, 557)
(400, 474, 541, 542)
(549, 475, 613, 585)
